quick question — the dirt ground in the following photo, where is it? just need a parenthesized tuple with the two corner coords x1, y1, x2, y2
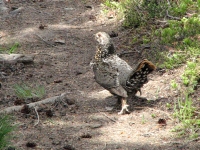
(0, 0, 200, 150)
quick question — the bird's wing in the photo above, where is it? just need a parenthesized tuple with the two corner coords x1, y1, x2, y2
(126, 59, 156, 90)
(93, 61, 127, 97)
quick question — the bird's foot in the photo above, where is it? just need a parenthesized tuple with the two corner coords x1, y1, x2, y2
(118, 104, 130, 115)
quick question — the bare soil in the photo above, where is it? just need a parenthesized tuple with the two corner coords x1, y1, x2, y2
(0, 0, 199, 150)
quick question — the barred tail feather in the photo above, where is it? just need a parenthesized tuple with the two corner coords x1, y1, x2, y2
(126, 59, 156, 91)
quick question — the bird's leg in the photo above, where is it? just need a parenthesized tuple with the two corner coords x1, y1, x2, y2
(138, 89, 142, 95)
(118, 97, 130, 115)
(117, 96, 121, 104)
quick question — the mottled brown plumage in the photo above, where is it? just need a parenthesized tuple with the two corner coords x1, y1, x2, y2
(91, 32, 156, 114)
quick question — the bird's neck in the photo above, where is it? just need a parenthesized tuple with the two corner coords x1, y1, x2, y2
(94, 44, 115, 62)
(94, 46, 103, 62)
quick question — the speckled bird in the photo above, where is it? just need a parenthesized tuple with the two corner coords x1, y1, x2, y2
(91, 32, 156, 114)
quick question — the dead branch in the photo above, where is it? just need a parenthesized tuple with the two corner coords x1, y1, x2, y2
(0, 54, 34, 64)
(0, 93, 67, 114)
(97, 110, 116, 122)
(166, 10, 181, 21)
(118, 45, 150, 57)
(34, 34, 56, 47)
(34, 106, 40, 126)
(118, 51, 139, 57)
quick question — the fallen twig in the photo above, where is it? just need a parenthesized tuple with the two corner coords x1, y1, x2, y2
(91, 102, 117, 122)
(100, 111, 117, 122)
(118, 51, 139, 57)
(118, 45, 150, 57)
(34, 34, 56, 47)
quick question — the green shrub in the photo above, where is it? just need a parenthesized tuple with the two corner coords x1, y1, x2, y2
(14, 84, 46, 100)
(0, 115, 15, 149)
(0, 42, 19, 54)
(122, 0, 142, 28)
(173, 94, 200, 137)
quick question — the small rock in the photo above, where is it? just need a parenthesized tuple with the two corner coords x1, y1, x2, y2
(141, 133, 151, 137)
(10, 6, 18, 11)
(46, 109, 53, 117)
(54, 38, 65, 44)
(158, 118, 167, 126)
(54, 79, 62, 83)
(69, 107, 76, 113)
(66, 99, 75, 105)
(26, 142, 37, 148)
(80, 133, 92, 138)
(65, 8, 74, 11)
(85, 5, 92, 9)
(26, 73, 33, 78)
(39, 24, 47, 30)
(60, 111, 66, 116)
(75, 66, 87, 76)
(115, 145, 121, 149)
(14, 98, 24, 105)
(37, 107, 44, 112)
(89, 15, 96, 21)
(21, 105, 30, 114)
(107, 11, 115, 19)
(109, 31, 118, 38)
(62, 103, 68, 108)
(129, 122, 135, 126)
(105, 106, 114, 111)
(63, 145, 75, 150)
(75, 71, 83, 75)
(52, 140, 61, 145)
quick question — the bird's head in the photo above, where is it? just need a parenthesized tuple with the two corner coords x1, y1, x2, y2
(94, 32, 115, 60)
(95, 32, 111, 46)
